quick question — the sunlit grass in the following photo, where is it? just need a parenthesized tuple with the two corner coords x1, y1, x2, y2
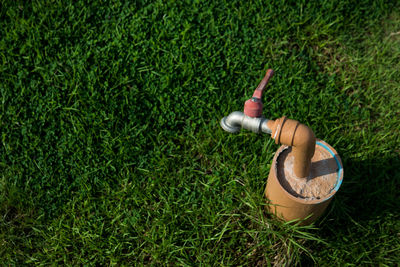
(0, 0, 399, 265)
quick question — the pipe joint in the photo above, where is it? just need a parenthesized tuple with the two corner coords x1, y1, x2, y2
(270, 117, 316, 178)
(220, 111, 272, 134)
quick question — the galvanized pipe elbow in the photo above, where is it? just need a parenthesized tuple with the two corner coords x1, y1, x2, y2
(220, 111, 272, 134)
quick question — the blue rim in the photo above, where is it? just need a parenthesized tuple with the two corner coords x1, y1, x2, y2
(316, 141, 343, 200)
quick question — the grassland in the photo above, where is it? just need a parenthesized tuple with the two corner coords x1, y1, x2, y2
(1, 0, 399, 265)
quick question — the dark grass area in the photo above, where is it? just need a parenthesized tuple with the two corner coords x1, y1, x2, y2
(0, 0, 399, 265)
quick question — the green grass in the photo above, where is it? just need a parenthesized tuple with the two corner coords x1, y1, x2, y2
(1, 0, 399, 265)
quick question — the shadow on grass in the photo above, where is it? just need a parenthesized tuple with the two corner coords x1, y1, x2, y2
(292, 154, 399, 265)
(306, 154, 400, 263)
(323, 154, 399, 225)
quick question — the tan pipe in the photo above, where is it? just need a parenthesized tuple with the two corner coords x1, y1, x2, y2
(266, 117, 316, 178)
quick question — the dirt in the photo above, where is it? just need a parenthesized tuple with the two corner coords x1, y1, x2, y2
(277, 146, 339, 200)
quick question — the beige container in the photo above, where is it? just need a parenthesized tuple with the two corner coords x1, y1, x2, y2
(265, 140, 343, 225)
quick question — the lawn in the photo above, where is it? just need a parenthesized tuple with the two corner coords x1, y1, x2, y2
(1, 0, 399, 265)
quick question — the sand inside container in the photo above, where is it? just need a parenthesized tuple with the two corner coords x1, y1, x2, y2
(277, 146, 339, 200)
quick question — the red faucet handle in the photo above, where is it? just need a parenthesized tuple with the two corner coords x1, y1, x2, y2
(252, 69, 274, 99)
(244, 69, 274, 118)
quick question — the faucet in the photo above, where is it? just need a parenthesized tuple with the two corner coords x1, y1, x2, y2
(220, 70, 344, 225)
(220, 69, 316, 178)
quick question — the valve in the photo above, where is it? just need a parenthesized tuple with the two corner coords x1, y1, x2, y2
(243, 69, 274, 117)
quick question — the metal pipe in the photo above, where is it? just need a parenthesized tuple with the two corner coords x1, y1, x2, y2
(220, 111, 272, 134)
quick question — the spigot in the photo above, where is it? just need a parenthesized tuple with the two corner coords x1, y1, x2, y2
(220, 69, 316, 178)
(220, 69, 342, 225)
(220, 69, 275, 135)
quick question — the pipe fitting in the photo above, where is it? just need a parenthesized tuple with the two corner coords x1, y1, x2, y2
(220, 111, 272, 134)
(270, 117, 316, 178)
